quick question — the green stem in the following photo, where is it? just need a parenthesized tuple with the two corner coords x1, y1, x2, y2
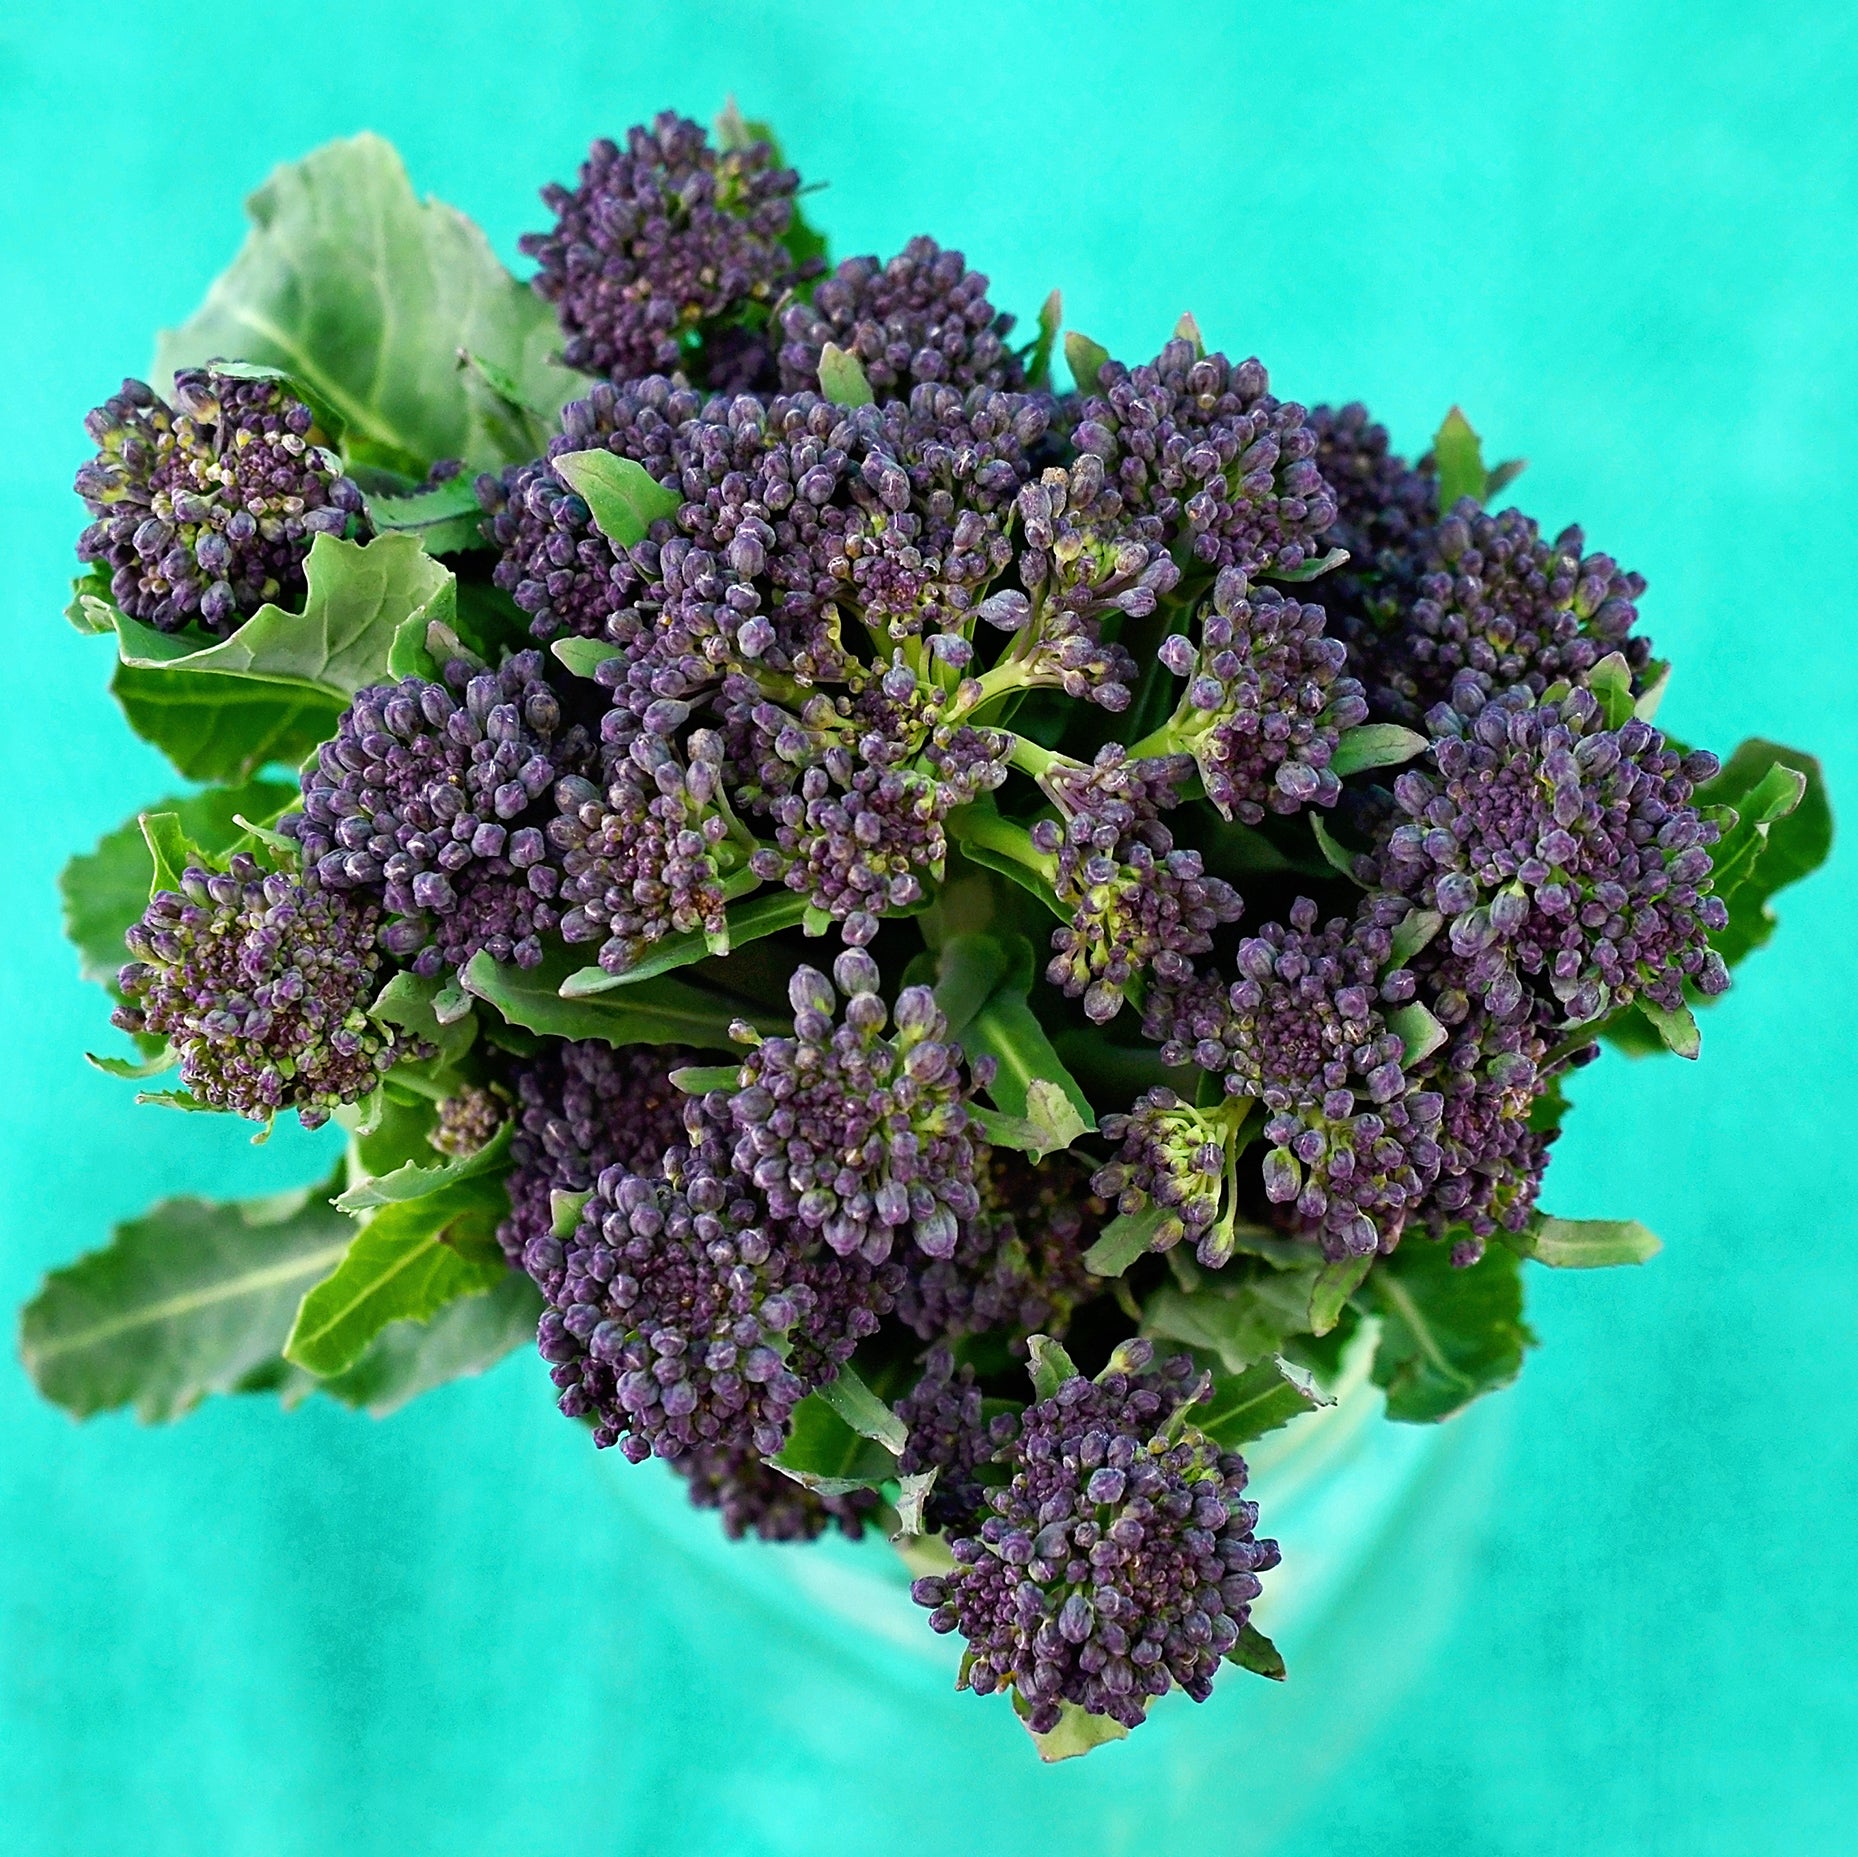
(946, 806, 1059, 883)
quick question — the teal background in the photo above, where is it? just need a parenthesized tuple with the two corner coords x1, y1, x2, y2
(2, 2, 1853, 1851)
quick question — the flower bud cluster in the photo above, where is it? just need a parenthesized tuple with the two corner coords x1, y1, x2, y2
(778, 236, 1023, 400)
(897, 1346, 995, 1534)
(913, 1345, 1278, 1734)
(116, 856, 411, 1128)
(1153, 568, 1368, 822)
(521, 113, 807, 383)
(76, 368, 364, 634)
(283, 653, 595, 976)
(1373, 685, 1728, 1024)
(1036, 748, 1242, 1024)
(690, 950, 985, 1264)
(1071, 339, 1337, 577)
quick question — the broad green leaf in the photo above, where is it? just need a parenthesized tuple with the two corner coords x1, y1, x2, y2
(772, 1391, 898, 1495)
(1084, 1206, 1166, 1279)
(964, 984, 1095, 1130)
(138, 813, 200, 895)
(1330, 723, 1428, 779)
(1063, 330, 1111, 394)
(1227, 1623, 1287, 1682)
(112, 657, 342, 785)
(283, 1176, 508, 1376)
(306, 1270, 541, 1416)
(18, 1183, 353, 1421)
(1143, 1276, 1319, 1373)
(113, 532, 454, 701)
(1027, 1333, 1080, 1400)
(365, 475, 487, 555)
(560, 888, 807, 994)
(1370, 1238, 1532, 1423)
(1021, 1698, 1129, 1762)
(817, 343, 875, 407)
(333, 1119, 512, 1213)
(931, 933, 1015, 1044)
(818, 1365, 908, 1454)
(549, 450, 682, 548)
(461, 947, 779, 1050)
(1505, 1215, 1661, 1268)
(1195, 1354, 1330, 1447)
(155, 132, 580, 474)
(368, 969, 477, 1070)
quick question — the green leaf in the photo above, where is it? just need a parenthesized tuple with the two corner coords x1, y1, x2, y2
(931, 933, 1014, 1044)
(1310, 1250, 1373, 1337)
(963, 985, 1095, 1130)
(669, 1063, 743, 1095)
(1310, 812, 1362, 880)
(1021, 1698, 1129, 1762)
(1266, 545, 1351, 583)
(85, 1047, 177, 1081)
(549, 450, 682, 548)
(1389, 1001, 1448, 1066)
(367, 969, 477, 1070)
(1027, 1333, 1080, 1400)
(1370, 1238, 1532, 1423)
(1083, 1206, 1166, 1279)
(334, 1119, 512, 1213)
(112, 654, 343, 786)
(1330, 722, 1428, 779)
(970, 1081, 1088, 1160)
(1196, 1354, 1330, 1446)
(18, 1183, 354, 1421)
(1388, 907, 1444, 968)
(1226, 1623, 1286, 1682)
(460, 946, 777, 1050)
(66, 566, 118, 634)
(772, 1392, 898, 1495)
(818, 1365, 908, 1454)
(1588, 651, 1636, 728)
(112, 532, 455, 702)
(1432, 405, 1490, 512)
(1638, 998, 1701, 1059)
(1063, 330, 1111, 394)
(307, 1270, 542, 1415)
(551, 636, 625, 680)
(550, 1189, 592, 1239)
(58, 783, 287, 992)
(282, 1176, 508, 1376)
(1696, 739, 1831, 969)
(365, 475, 488, 555)
(1025, 289, 1061, 391)
(1505, 1215, 1661, 1268)
(892, 1469, 938, 1540)
(1143, 1276, 1320, 1373)
(560, 888, 806, 994)
(138, 812, 201, 895)
(155, 132, 579, 474)
(817, 342, 875, 407)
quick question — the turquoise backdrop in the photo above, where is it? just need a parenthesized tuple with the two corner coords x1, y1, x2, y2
(2, 3, 1853, 1852)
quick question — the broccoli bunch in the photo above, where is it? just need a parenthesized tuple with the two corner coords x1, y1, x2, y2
(52, 106, 1824, 1761)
